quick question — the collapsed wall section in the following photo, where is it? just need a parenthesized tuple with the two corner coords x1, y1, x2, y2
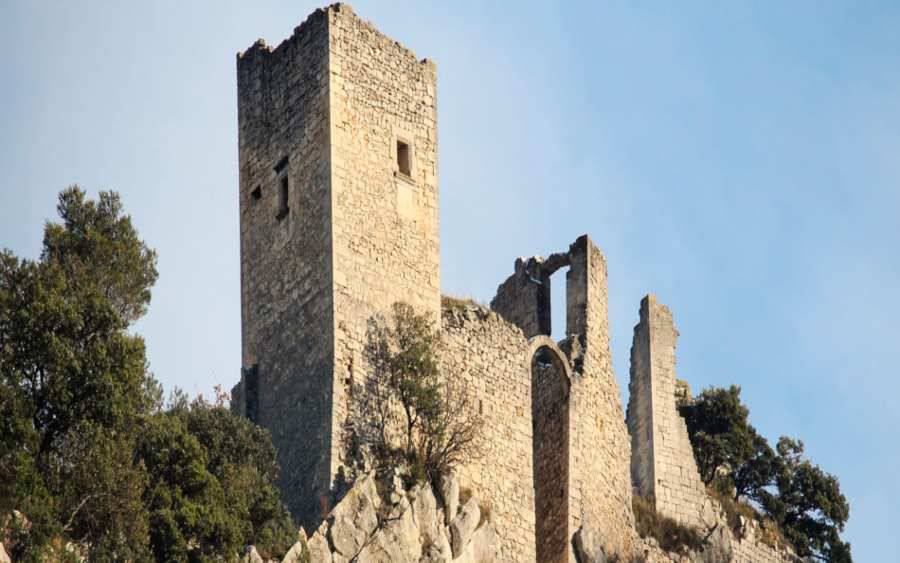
(490, 236, 635, 559)
(563, 238, 635, 558)
(441, 301, 537, 563)
(626, 295, 708, 526)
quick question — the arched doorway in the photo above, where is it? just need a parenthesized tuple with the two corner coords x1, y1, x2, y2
(530, 340, 571, 563)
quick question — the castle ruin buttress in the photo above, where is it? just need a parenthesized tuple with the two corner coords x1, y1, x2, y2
(232, 6, 798, 562)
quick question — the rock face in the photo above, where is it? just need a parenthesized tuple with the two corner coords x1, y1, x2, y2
(271, 471, 498, 563)
(0, 542, 10, 563)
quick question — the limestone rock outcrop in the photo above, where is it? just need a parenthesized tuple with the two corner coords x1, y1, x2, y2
(268, 470, 498, 563)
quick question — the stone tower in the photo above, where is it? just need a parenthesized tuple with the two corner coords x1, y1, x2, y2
(232, 4, 439, 528)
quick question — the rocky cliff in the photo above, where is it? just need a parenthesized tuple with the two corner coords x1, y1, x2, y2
(241, 471, 499, 563)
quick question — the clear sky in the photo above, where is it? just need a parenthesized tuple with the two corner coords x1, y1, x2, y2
(1, 1, 897, 559)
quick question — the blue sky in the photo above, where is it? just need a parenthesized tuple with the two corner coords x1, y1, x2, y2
(1, 2, 897, 559)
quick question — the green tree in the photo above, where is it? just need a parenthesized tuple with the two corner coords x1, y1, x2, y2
(0, 187, 158, 560)
(349, 302, 482, 483)
(174, 394, 296, 559)
(135, 396, 295, 563)
(681, 386, 852, 562)
(0, 187, 295, 561)
(762, 438, 852, 562)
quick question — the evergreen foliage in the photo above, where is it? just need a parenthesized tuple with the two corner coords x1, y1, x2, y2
(680, 386, 851, 562)
(0, 187, 294, 561)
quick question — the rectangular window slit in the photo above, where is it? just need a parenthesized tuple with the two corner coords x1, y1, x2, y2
(277, 176, 289, 220)
(397, 140, 411, 176)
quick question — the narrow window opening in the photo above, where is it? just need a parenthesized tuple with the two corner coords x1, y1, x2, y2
(550, 267, 570, 343)
(397, 140, 411, 176)
(277, 176, 289, 220)
(251, 185, 262, 201)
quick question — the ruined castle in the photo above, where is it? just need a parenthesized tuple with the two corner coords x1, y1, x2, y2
(230, 6, 795, 562)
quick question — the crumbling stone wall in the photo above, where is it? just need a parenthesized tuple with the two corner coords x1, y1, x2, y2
(491, 236, 635, 560)
(440, 302, 537, 563)
(626, 295, 708, 526)
(233, 4, 440, 529)
(563, 238, 635, 559)
(531, 345, 571, 563)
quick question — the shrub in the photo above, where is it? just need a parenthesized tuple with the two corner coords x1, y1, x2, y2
(347, 303, 483, 484)
(632, 496, 704, 555)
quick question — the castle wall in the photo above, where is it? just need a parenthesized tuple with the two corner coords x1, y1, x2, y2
(489, 237, 636, 560)
(235, 8, 336, 528)
(326, 4, 441, 477)
(530, 342, 571, 563)
(233, 7, 801, 562)
(563, 237, 635, 558)
(491, 258, 550, 338)
(440, 303, 537, 563)
(626, 295, 709, 526)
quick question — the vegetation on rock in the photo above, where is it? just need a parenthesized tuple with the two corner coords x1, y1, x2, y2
(631, 495, 704, 555)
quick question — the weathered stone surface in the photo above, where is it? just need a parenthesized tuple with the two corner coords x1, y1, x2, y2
(328, 473, 381, 558)
(307, 529, 333, 563)
(421, 531, 453, 563)
(572, 526, 606, 563)
(355, 504, 420, 563)
(440, 305, 537, 562)
(454, 522, 500, 563)
(449, 498, 481, 557)
(626, 295, 709, 527)
(233, 6, 806, 563)
(233, 2, 440, 531)
(282, 542, 302, 563)
(410, 482, 443, 549)
(439, 472, 459, 525)
(0, 543, 10, 563)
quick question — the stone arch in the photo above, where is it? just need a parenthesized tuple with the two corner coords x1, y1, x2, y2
(528, 336, 571, 563)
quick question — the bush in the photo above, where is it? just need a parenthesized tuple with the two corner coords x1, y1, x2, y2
(347, 302, 483, 484)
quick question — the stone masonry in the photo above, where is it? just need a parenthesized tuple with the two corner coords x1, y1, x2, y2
(232, 3, 438, 530)
(233, 5, 802, 562)
(491, 236, 636, 561)
(626, 295, 708, 527)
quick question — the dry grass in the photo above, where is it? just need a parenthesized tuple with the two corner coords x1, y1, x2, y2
(478, 498, 493, 525)
(458, 485, 473, 506)
(441, 295, 484, 311)
(706, 485, 756, 534)
(632, 495, 704, 555)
